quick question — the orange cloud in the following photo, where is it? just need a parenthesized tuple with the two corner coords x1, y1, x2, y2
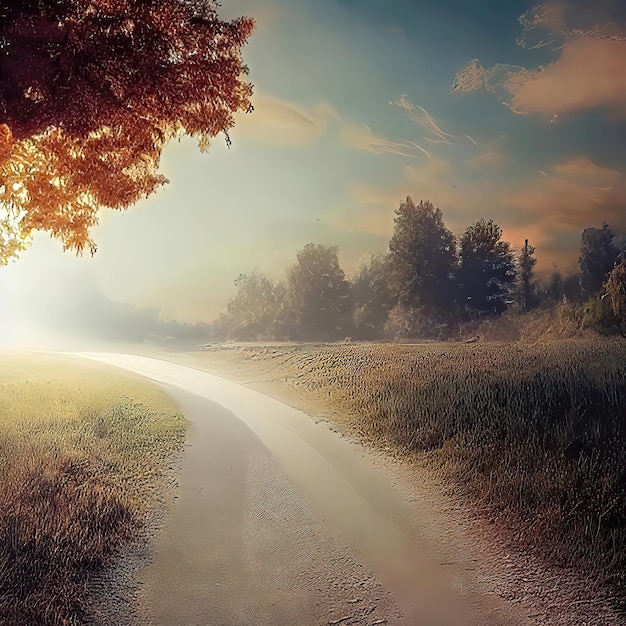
(454, 38, 626, 117)
(498, 158, 626, 268)
(509, 38, 626, 116)
(552, 156, 621, 182)
(465, 148, 506, 169)
(331, 158, 465, 238)
(453, 0, 626, 117)
(501, 165, 625, 227)
(329, 152, 626, 272)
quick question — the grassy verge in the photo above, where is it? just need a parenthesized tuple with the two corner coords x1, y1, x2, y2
(0, 352, 185, 625)
(201, 340, 626, 609)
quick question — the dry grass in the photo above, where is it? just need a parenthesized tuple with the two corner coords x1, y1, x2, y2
(0, 352, 185, 625)
(206, 339, 626, 610)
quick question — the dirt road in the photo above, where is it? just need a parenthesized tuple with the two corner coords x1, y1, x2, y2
(75, 352, 531, 625)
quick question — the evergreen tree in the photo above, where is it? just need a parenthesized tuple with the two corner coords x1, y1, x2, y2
(516, 239, 538, 311)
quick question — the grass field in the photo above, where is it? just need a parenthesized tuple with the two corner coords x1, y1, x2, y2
(0, 352, 185, 625)
(202, 339, 626, 610)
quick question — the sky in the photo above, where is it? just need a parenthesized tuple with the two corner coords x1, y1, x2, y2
(1, 0, 625, 333)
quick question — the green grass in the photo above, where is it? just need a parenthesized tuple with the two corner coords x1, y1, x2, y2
(217, 339, 626, 609)
(0, 352, 185, 625)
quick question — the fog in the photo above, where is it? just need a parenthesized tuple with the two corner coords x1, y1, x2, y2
(0, 251, 183, 350)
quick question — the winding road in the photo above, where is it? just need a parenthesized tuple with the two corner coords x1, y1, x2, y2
(73, 353, 531, 626)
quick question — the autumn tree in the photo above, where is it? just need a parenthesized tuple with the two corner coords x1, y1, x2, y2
(388, 197, 457, 312)
(457, 219, 515, 316)
(283, 243, 352, 340)
(0, 1, 254, 263)
(579, 224, 620, 298)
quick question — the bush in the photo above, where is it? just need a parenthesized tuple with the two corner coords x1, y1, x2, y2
(583, 296, 621, 335)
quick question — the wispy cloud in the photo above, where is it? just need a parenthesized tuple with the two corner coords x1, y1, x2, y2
(465, 148, 507, 169)
(517, 1, 626, 51)
(340, 122, 433, 159)
(389, 96, 479, 147)
(452, 1, 626, 117)
(233, 92, 338, 147)
(336, 94, 479, 163)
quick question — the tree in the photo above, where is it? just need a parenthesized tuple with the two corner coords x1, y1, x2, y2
(579, 224, 619, 298)
(351, 254, 396, 339)
(283, 243, 352, 340)
(457, 219, 515, 316)
(545, 267, 564, 303)
(516, 239, 538, 311)
(0, 1, 254, 263)
(388, 197, 457, 312)
(218, 272, 284, 341)
(563, 274, 583, 303)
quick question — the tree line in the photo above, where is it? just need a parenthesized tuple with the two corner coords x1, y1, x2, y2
(211, 197, 626, 341)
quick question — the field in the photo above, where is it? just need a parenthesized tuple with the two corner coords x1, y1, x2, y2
(0, 352, 185, 625)
(200, 339, 626, 610)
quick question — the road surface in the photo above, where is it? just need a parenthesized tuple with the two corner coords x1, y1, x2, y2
(74, 352, 531, 626)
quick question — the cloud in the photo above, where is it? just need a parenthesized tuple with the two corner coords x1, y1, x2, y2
(340, 122, 433, 159)
(452, 1, 626, 117)
(233, 92, 338, 146)
(510, 38, 626, 116)
(235, 92, 444, 161)
(390, 96, 479, 147)
(501, 157, 626, 232)
(331, 158, 462, 239)
(552, 155, 620, 182)
(516, 1, 626, 50)
(330, 149, 626, 273)
(336, 96, 478, 165)
(499, 158, 626, 266)
(465, 148, 507, 169)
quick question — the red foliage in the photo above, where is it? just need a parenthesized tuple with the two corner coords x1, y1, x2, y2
(0, 0, 254, 261)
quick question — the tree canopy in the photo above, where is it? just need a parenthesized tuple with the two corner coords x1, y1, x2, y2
(579, 224, 621, 298)
(284, 243, 351, 340)
(219, 272, 284, 341)
(388, 197, 456, 312)
(351, 253, 395, 339)
(458, 219, 515, 316)
(0, 0, 254, 262)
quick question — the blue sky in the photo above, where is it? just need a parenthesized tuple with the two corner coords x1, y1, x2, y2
(1, 0, 625, 326)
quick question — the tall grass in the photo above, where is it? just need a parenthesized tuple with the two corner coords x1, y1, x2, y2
(225, 339, 626, 607)
(0, 353, 185, 625)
